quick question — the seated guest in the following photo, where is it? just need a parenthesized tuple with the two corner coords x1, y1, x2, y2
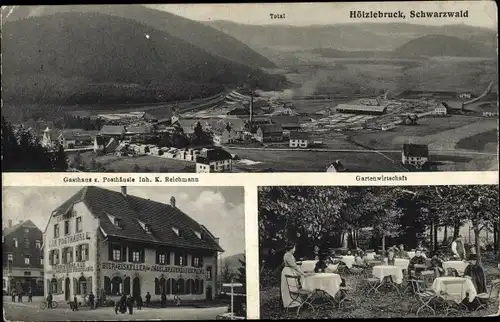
(314, 249, 329, 273)
(429, 253, 445, 278)
(397, 244, 409, 258)
(313, 245, 320, 260)
(387, 251, 396, 266)
(461, 254, 486, 310)
(407, 249, 428, 279)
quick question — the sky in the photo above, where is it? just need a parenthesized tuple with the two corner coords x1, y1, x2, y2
(2, 186, 245, 257)
(150, 1, 497, 29)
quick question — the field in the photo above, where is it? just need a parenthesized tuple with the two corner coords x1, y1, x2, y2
(456, 130, 498, 153)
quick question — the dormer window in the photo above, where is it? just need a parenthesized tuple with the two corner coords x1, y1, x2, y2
(106, 213, 122, 229)
(194, 230, 202, 239)
(172, 227, 180, 236)
(137, 219, 152, 234)
(114, 219, 121, 228)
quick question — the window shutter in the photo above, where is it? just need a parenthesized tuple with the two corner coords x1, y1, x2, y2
(167, 252, 171, 265)
(73, 277, 78, 295)
(108, 244, 113, 261)
(174, 253, 179, 266)
(141, 249, 145, 263)
(155, 251, 159, 265)
(183, 254, 188, 267)
(154, 278, 160, 295)
(87, 277, 92, 294)
(200, 256, 204, 267)
(122, 245, 127, 262)
(128, 247, 133, 263)
(49, 251, 53, 265)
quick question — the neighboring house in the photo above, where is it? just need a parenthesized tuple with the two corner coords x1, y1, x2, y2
(481, 104, 499, 117)
(434, 103, 448, 116)
(196, 148, 233, 173)
(402, 143, 429, 168)
(271, 115, 302, 138)
(43, 186, 223, 302)
(212, 124, 238, 146)
(458, 93, 472, 100)
(41, 128, 59, 148)
(326, 160, 347, 172)
(254, 124, 283, 143)
(289, 131, 309, 148)
(483, 111, 499, 117)
(3, 220, 44, 296)
(99, 125, 126, 138)
(58, 129, 94, 149)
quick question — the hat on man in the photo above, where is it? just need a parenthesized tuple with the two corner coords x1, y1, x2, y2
(467, 254, 478, 261)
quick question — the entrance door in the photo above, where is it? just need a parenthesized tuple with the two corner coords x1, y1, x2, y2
(132, 277, 140, 298)
(206, 285, 212, 301)
(65, 278, 70, 301)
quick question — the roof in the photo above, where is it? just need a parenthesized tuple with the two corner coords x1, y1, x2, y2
(100, 125, 126, 135)
(52, 187, 224, 252)
(196, 148, 233, 164)
(336, 104, 387, 113)
(126, 125, 153, 135)
(3, 220, 39, 237)
(327, 160, 346, 172)
(402, 143, 429, 158)
(289, 131, 309, 140)
(258, 124, 283, 135)
(59, 129, 93, 140)
(42, 128, 59, 141)
(270, 115, 300, 126)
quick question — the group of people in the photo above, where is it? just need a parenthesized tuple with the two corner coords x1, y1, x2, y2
(115, 294, 139, 314)
(10, 288, 33, 303)
(71, 291, 96, 311)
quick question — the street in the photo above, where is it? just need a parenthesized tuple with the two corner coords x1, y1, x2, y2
(3, 297, 228, 321)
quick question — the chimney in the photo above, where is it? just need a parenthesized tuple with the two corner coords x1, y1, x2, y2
(121, 186, 127, 196)
(214, 237, 220, 245)
(8, 220, 12, 228)
(249, 93, 253, 127)
(170, 196, 176, 208)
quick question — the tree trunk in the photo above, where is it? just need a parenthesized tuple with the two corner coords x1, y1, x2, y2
(453, 221, 461, 239)
(443, 225, 448, 245)
(342, 233, 348, 249)
(429, 222, 434, 251)
(433, 223, 439, 252)
(382, 233, 386, 252)
(472, 219, 481, 262)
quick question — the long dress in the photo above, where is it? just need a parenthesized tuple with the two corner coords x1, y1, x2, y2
(281, 251, 303, 309)
(464, 263, 487, 294)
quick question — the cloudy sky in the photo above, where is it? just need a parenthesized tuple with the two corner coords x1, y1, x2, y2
(2, 186, 245, 257)
(151, 1, 497, 29)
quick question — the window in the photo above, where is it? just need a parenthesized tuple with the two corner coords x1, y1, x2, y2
(40, 258, 43, 265)
(51, 278, 58, 293)
(24, 256, 30, 265)
(24, 238, 29, 248)
(132, 251, 140, 263)
(145, 225, 151, 233)
(112, 249, 121, 261)
(76, 217, 82, 232)
(193, 257, 200, 268)
(54, 224, 59, 238)
(156, 251, 170, 265)
(8, 254, 13, 261)
(175, 253, 187, 266)
(36, 240, 41, 249)
(114, 218, 121, 228)
(76, 244, 89, 261)
(64, 220, 70, 235)
(111, 276, 123, 295)
(206, 266, 212, 280)
(24, 228, 29, 233)
(24, 271, 31, 276)
(13, 238, 18, 248)
(158, 254, 166, 265)
(63, 247, 73, 264)
(78, 276, 87, 295)
(50, 250, 60, 265)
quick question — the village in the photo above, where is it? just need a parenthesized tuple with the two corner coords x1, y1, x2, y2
(37, 84, 497, 173)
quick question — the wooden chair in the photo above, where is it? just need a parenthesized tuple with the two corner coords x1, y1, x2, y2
(476, 280, 500, 311)
(284, 275, 316, 315)
(365, 277, 380, 295)
(408, 279, 439, 316)
(336, 285, 356, 310)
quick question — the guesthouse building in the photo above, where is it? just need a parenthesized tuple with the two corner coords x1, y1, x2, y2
(401, 143, 429, 168)
(254, 124, 283, 143)
(289, 131, 309, 148)
(43, 187, 223, 303)
(196, 148, 233, 173)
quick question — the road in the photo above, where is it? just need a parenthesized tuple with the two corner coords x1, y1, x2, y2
(3, 298, 228, 321)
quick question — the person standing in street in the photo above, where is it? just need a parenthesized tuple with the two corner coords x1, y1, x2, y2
(11, 290, 16, 302)
(145, 292, 151, 307)
(88, 291, 95, 310)
(72, 295, 79, 311)
(161, 292, 167, 308)
(47, 292, 53, 309)
(28, 288, 33, 302)
(126, 295, 134, 315)
(18, 290, 22, 302)
(136, 294, 143, 310)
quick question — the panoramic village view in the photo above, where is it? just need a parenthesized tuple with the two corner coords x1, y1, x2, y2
(1, 4, 498, 173)
(3, 186, 247, 320)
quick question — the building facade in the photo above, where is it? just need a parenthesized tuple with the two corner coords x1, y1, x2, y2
(289, 132, 309, 148)
(401, 143, 429, 168)
(254, 125, 283, 143)
(43, 187, 223, 303)
(196, 148, 233, 173)
(434, 104, 448, 116)
(3, 220, 44, 296)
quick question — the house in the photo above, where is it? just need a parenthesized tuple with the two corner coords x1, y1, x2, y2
(58, 129, 94, 149)
(481, 104, 499, 117)
(402, 143, 429, 168)
(41, 127, 59, 148)
(289, 131, 309, 148)
(335, 104, 387, 115)
(458, 93, 472, 100)
(271, 116, 302, 138)
(434, 103, 448, 116)
(43, 186, 223, 303)
(212, 123, 238, 146)
(196, 148, 233, 173)
(326, 160, 347, 172)
(359, 98, 380, 106)
(99, 125, 126, 138)
(254, 124, 283, 143)
(3, 220, 44, 296)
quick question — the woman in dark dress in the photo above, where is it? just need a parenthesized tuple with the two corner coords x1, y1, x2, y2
(462, 254, 487, 311)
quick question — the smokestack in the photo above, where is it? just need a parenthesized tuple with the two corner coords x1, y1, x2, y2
(121, 186, 127, 196)
(249, 93, 253, 126)
(8, 220, 12, 228)
(170, 196, 176, 208)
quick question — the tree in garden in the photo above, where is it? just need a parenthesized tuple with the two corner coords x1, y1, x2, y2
(221, 263, 236, 283)
(237, 256, 246, 286)
(53, 145, 68, 171)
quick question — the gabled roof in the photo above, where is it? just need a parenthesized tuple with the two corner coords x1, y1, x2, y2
(59, 129, 94, 140)
(336, 104, 387, 113)
(126, 125, 153, 135)
(52, 187, 224, 252)
(3, 220, 39, 237)
(402, 143, 429, 158)
(258, 124, 283, 135)
(197, 148, 233, 164)
(327, 160, 346, 172)
(100, 125, 126, 135)
(290, 131, 309, 140)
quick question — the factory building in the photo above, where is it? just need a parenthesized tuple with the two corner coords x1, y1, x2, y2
(335, 104, 387, 115)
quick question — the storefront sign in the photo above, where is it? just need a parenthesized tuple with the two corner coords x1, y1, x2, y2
(101, 262, 205, 274)
(46, 262, 94, 274)
(49, 232, 90, 247)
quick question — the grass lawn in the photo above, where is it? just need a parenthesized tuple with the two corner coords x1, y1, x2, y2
(260, 252, 500, 319)
(455, 129, 498, 153)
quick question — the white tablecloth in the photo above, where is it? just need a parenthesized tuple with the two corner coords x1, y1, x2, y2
(372, 265, 404, 284)
(341, 256, 355, 268)
(432, 277, 476, 302)
(366, 253, 375, 260)
(442, 261, 469, 276)
(394, 258, 410, 270)
(301, 273, 342, 298)
(407, 252, 427, 259)
(300, 260, 318, 273)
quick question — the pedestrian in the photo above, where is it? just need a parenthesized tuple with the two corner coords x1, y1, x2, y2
(145, 292, 151, 307)
(72, 295, 79, 311)
(28, 288, 33, 302)
(119, 294, 127, 314)
(88, 291, 95, 310)
(18, 290, 22, 303)
(11, 290, 16, 302)
(160, 292, 166, 308)
(136, 294, 143, 310)
(127, 295, 134, 315)
(47, 292, 53, 309)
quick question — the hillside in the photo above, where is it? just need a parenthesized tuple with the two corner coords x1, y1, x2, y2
(220, 253, 245, 274)
(1, 5, 276, 69)
(2, 12, 285, 106)
(394, 34, 496, 57)
(206, 20, 497, 52)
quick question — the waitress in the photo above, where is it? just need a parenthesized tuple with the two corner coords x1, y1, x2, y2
(281, 243, 308, 310)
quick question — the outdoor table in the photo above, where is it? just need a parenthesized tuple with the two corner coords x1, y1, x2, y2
(366, 252, 375, 260)
(301, 273, 343, 299)
(442, 261, 468, 276)
(394, 258, 410, 271)
(432, 277, 477, 303)
(341, 256, 355, 268)
(372, 265, 404, 285)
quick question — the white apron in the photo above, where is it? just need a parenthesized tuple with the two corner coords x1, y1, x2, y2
(281, 266, 302, 308)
